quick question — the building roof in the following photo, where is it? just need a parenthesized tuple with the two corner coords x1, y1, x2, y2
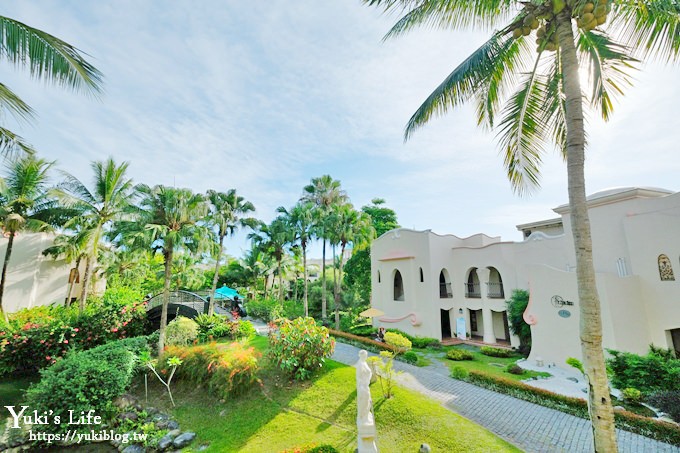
(553, 187, 673, 214)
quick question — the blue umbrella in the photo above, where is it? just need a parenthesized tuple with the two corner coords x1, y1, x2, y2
(214, 285, 245, 300)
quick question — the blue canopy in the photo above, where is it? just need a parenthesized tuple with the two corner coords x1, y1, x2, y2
(214, 285, 245, 300)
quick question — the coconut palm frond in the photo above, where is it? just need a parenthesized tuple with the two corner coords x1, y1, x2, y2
(541, 55, 568, 160)
(0, 83, 34, 122)
(0, 15, 103, 94)
(0, 127, 35, 157)
(611, 0, 680, 62)
(578, 29, 637, 121)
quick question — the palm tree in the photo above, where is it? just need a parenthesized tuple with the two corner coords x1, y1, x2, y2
(278, 201, 315, 316)
(124, 185, 210, 353)
(42, 227, 89, 306)
(0, 16, 102, 156)
(53, 158, 135, 311)
(364, 1, 679, 450)
(248, 217, 291, 302)
(301, 175, 348, 320)
(0, 156, 56, 320)
(241, 247, 275, 297)
(205, 189, 255, 315)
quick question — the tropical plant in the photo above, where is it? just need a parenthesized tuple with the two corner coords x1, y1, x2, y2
(364, 1, 680, 449)
(248, 217, 291, 302)
(0, 15, 102, 156)
(506, 289, 531, 354)
(301, 175, 348, 320)
(53, 158, 136, 310)
(205, 189, 256, 315)
(120, 185, 210, 353)
(0, 156, 58, 320)
(42, 227, 89, 305)
(278, 201, 315, 316)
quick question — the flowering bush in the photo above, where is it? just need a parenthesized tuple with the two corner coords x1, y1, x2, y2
(268, 317, 335, 380)
(161, 342, 260, 398)
(0, 289, 148, 375)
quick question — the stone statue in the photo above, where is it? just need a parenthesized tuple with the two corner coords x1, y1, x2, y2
(356, 350, 378, 452)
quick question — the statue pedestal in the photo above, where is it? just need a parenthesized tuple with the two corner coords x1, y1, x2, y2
(357, 422, 378, 453)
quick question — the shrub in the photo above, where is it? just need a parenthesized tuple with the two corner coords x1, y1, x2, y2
(161, 342, 260, 398)
(385, 328, 441, 349)
(384, 332, 411, 352)
(402, 350, 418, 364)
(446, 349, 474, 361)
(622, 387, 643, 405)
(25, 337, 148, 435)
(269, 317, 335, 380)
(607, 347, 680, 394)
(246, 297, 282, 322)
(329, 329, 397, 353)
(506, 364, 525, 375)
(450, 365, 469, 380)
(348, 325, 378, 337)
(165, 316, 199, 345)
(480, 346, 512, 358)
(194, 314, 255, 342)
(648, 391, 680, 423)
(566, 357, 584, 375)
(506, 289, 531, 353)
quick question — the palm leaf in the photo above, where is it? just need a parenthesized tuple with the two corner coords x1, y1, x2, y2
(0, 127, 35, 157)
(0, 83, 34, 121)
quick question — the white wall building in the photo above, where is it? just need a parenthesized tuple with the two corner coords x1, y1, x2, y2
(370, 187, 680, 366)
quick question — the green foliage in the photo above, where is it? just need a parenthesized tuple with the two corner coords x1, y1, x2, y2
(281, 444, 340, 453)
(194, 313, 256, 342)
(505, 364, 525, 375)
(25, 337, 148, 435)
(566, 357, 584, 375)
(246, 297, 283, 322)
(506, 289, 531, 354)
(161, 342, 260, 398)
(385, 328, 441, 349)
(480, 346, 512, 358)
(165, 316, 199, 346)
(384, 331, 412, 352)
(348, 324, 378, 337)
(607, 347, 680, 395)
(372, 351, 400, 399)
(402, 350, 418, 364)
(447, 349, 474, 361)
(268, 317, 335, 380)
(450, 365, 469, 380)
(648, 391, 680, 423)
(622, 387, 642, 405)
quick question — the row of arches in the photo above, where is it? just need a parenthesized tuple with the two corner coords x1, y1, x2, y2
(380, 266, 505, 301)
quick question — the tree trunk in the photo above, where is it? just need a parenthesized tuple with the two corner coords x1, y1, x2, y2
(79, 256, 93, 313)
(303, 242, 308, 317)
(0, 232, 16, 323)
(333, 244, 340, 330)
(321, 238, 327, 319)
(209, 234, 225, 316)
(335, 243, 347, 331)
(557, 16, 618, 452)
(277, 258, 283, 302)
(158, 247, 173, 355)
(65, 256, 81, 306)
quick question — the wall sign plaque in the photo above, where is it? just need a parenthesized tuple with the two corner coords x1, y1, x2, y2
(558, 309, 571, 318)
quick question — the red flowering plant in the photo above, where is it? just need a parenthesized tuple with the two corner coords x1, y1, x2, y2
(268, 317, 335, 380)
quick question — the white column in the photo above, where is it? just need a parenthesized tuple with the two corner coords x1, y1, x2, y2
(476, 267, 491, 298)
(482, 308, 496, 344)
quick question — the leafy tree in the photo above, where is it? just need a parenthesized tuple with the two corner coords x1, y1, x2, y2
(364, 1, 679, 449)
(0, 157, 56, 320)
(42, 227, 89, 305)
(278, 201, 315, 316)
(301, 175, 348, 320)
(248, 217, 291, 302)
(506, 289, 531, 355)
(205, 189, 255, 315)
(0, 16, 102, 155)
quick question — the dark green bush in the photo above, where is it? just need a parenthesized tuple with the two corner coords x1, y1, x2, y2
(506, 289, 531, 354)
(25, 337, 148, 435)
(348, 325, 378, 337)
(450, 366, 469, 380)
(246, 297, 282, 322)
(446, 349, 474, 361)
(505, 363, 524, 375)
(402, 351, 418, 364)
(480, 346, 512, 358)
(194, 314, 256, 342)
(648, 391, 680, 423)
(607, 347, 680, 394)
(385, 328, 441, 349)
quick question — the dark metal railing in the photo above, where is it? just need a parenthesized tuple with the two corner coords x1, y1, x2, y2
(465, 283, 481, 298)
(486, 282, 505, 299)
(439, 282, 453, 298)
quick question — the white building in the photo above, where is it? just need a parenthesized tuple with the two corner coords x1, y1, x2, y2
(370, 187, 680, 366)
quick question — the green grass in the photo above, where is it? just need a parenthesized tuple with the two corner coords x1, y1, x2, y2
(442, 345, 551, 382)
(132, 336, 520, 452)
(0, 376, 37, 407)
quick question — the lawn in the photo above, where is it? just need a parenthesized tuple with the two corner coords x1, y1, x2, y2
(132, 336, 521, 452)
(440, 344, 552, 382)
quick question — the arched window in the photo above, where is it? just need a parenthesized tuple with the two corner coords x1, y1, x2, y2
(487, 266, 505, 298)
(466, 268, 480, 298)
(419, 267, 424, 282)
(439, 269, 452, 298)
(658, 254, 675, 281)
(393, 270, 404, 301)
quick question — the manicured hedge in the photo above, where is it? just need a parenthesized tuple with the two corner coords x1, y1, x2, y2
(385, 328, 441, 349)
(329, 329, 398, 353)
(480, 346, 512, 358)
(463, 370, 680, 446)
(446, 349, 474, 361)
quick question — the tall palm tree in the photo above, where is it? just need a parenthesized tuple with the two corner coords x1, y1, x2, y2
(248, 217, 291, 302)
(241, 247, 275, 297)
(205, 189, 256, 315)
(0, 156, 56, 320)
(364, 1, 679, 450)
(278, 201, 315, 316)
(53, 158, 135, 311)
(0, 16, 102, 156)
(124, 185, 210, 353)
(42, 227, 89, 306)
(301, 175, 348, 320)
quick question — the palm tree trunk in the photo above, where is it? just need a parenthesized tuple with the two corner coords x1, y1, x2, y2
(321, 238, 327, 319)
(65, 256, 81, 306)
(333, 244, 340, 330)
(303, 243, 308, 317)
(557, 16, 617, 452)
(209, 234, 225, 316)
(0, 232, 16, 323)
(79, 256, 93, 313)
(277, 258, 283, 302)
(158, 247, 173, 355)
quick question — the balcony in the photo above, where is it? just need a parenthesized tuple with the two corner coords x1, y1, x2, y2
(439, 282, 453, 298)
(486, 282, 505, 299)
(465, 282, 481, 298)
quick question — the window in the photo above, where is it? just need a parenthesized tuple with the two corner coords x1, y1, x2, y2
(393, 270, 404, 301)
(470, 311, 478, 332)
(377, 271, 381, 283)
(439, 269, 452, 298)
(419, 267, 424, 282)
(659, 254, 675, 281)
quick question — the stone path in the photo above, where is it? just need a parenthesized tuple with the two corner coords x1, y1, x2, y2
(331, 342, 680, 453)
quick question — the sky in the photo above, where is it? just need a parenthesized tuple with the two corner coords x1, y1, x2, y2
(3, 1, 680, 259)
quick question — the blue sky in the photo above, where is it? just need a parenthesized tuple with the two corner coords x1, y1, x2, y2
(4, 1, 680, 258)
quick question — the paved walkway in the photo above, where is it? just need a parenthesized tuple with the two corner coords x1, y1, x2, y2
(331, 342, 680, 453)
